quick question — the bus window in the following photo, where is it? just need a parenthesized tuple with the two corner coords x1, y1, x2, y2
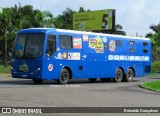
(59, 35, 72, 49)
(46, 35, 56, 57)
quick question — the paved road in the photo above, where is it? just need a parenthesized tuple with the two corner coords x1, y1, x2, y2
(0, 75, 159, 107)
(0, 75, 159, 115)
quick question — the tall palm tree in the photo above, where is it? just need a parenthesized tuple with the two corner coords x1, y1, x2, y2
(112, 24, 126, 35)
(53, 16, 63, 28)
(150, 23, 160, 34)
(146, 22, 160, 61)
(42, 10, 55, 28)
(58, 8, 76, 29)
(0, 8, 12, 66)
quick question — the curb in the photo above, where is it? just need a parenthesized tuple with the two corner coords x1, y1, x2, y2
(139, 84, 160, 93)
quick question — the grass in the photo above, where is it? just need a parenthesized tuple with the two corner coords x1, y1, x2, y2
(0, 65, 11, 74)
(140, 80, 160, 92)
(147, 73, 160, 77)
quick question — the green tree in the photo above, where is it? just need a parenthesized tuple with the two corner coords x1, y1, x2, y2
(18, 4, 43, 28)
(113, 24, 126, 35)
(0, 8, 12, 66)
(57, 8, 76, 29)
(42, 10, 55, 28)
(0, 4, 45, 65)
(54, 16, 63, 28)
(10, 4, 43, 29)
(146, 22, 160, 61)
(78, 7, 90, 12)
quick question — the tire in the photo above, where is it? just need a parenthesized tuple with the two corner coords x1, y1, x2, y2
(114, 68, 123, 82)
(58, 69, 70, 85)
(88, 78, 97, 82)
(100, 78, 111, 82)
(124, 68, 134, 82)
(33, 79, 43, 84)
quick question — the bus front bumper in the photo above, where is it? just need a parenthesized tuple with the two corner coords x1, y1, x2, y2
(11, 69, 42, 80)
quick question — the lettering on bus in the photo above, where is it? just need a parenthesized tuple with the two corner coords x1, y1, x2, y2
(108, 55, 150, 61)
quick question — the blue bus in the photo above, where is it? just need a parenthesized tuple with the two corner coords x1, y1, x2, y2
(11, 28, 151, 84)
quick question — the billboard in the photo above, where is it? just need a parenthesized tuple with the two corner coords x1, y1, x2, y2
(73, 9, 115, 31)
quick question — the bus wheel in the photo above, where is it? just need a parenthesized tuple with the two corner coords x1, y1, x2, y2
(58, 69, 69, 85)
(88, 78, 97, 82)
(114, 68, 123, 82)
(124, 68, 134, 82)
(33, 79, 43, 84)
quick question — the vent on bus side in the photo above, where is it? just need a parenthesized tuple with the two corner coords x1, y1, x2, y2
(144, 66, 151, 73)
(79, 66, 83, 71)
(143, 49, 148, 53)
(143, 42, 148, 46)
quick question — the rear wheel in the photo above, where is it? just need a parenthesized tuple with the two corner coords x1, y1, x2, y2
(114, 68, 123, 82)
(33, 79, 43, 84)
(124, 68, 134, 82)
(58, 69, 69, 85)
(88, 78, 97, 82)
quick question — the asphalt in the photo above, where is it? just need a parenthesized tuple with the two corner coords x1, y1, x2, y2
(0, 75, 160, 115)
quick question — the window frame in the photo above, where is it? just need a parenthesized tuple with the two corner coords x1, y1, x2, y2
(58, 35, 73, 49)
(46, 34, 56, 57)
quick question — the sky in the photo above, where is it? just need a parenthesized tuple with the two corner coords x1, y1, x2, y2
(0, 0, 160, 37)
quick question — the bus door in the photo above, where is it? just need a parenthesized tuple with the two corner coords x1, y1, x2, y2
(45, 34, 57, 79)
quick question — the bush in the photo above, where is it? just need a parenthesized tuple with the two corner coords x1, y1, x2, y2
(152, 61, 160, 73)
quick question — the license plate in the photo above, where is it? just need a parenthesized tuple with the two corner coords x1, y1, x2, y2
(21, 75, 27, 77)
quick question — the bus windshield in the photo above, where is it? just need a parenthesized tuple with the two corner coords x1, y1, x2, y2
(13, 33, 45, 58)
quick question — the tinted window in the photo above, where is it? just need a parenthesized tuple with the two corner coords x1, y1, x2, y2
(59, 35, 72, 49)
(46, 35, 56, 56)
(13, 34, 45, 58)
(25, 34, 44, 58)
